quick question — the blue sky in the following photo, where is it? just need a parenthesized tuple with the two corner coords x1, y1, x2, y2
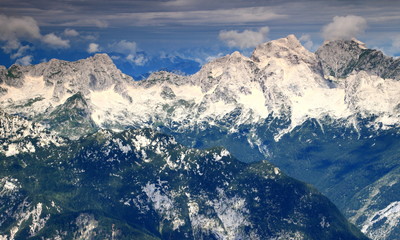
(1, 0, 400, 75)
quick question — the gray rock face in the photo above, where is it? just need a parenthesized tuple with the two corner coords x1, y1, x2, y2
(0, 64, 26, 88)
(252, 34, 321, 71)
(41, 92, 98, 139)
(355, 49, 400, 80)
(316, 39, 400, 80)
(1, 35, 400, 240)
(1, 54, 134, 102)
(316, 39, 365, 79)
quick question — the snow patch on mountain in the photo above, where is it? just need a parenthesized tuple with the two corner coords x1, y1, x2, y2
(74, 214, 99, 240)
(2, 36, 400, 141)
(0, 111, 64, 156)
(0, 76, 65, 118)
(0, 177, 19, 197)
(142, 182, 185, 231)
(361, 202, 400, 240)
(346, 71, 400, 127)
(212, 188, 251, 240)
(0, 201, 50, 240)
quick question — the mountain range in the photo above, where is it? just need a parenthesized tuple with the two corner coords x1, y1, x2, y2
(0, 111, 367, 239)
(1, 34, 400, 239)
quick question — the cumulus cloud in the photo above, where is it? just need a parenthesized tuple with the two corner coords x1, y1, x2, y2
(219, 26, 269, 49)
(42, 33, 70, 48)
(87, 43, 100, 53)
(10, 45, 31, 59)
(0, 15, 41, 53)
(108, 40, 137, 55)
(299, 34, 314, 50)
(15, 55, 33, 66)
(322, 15, 367, 40)
(126, 54, 147, 66)
(108, 40, 148, 65)
(0, 14, 70, 55)
(64, 28, 79, 37)
(0, 15, 41, 40)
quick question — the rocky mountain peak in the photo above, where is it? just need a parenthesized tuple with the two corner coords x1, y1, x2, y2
(316, 39, 400, 80)
(88, 53, 115, 65)
(229, 51, 245, 59)
(251, 34, 318, 69)
(189, 50, 257, 93)
(0, 53, 133, 96)
(276, 34, 302, 47)
(315, 39, 366, 79)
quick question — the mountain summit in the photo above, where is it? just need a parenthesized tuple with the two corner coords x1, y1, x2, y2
(316, 38, 400, 80)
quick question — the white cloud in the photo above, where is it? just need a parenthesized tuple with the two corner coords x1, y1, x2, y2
(299, 34, 314, 50)
(393, 35, 400, 49)
(108, 40, 148, 65)
(388, 34, 400, 55)
(10, 45, 31, 59)
(219, 26, 269, 49)
(62, 19, 108, 28)
(64, 28, 79, 37)
(322, 15, 367, 40)
(15, 55, 33, 66)
(108, 7, 285, 26)
(87, 43, 100, 53)
(0, 15, 41, 40)
(0, 14, 70, 54)
(42, 33, 70, 48)
(0, 15, 41, 53)
(2, 40, 21, 54)
(82, 34, 98, 41)
(126, 53, 148, 66)
(109, 40, 137, 55)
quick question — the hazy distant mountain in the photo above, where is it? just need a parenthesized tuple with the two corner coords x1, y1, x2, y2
(109, 52, 201, 80)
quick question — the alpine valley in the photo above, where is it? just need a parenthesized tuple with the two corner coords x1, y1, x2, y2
(1, 34, 399, 240)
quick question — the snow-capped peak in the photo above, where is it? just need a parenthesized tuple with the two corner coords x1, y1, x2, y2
(1, 36, 400, 142)
(251, 34, 317, 69)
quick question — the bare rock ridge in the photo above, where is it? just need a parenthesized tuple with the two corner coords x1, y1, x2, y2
(316, 38, 400, 80)
(0, 53, 133, 100)
(1, 35, 400, 139)
(252, 34, 320, 69)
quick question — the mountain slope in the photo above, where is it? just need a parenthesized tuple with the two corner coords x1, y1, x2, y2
(1, 35, 400, 239)
(316, 39, 400, 80)
(1, 36, 400, 137)
(0, 113, 368, 239)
